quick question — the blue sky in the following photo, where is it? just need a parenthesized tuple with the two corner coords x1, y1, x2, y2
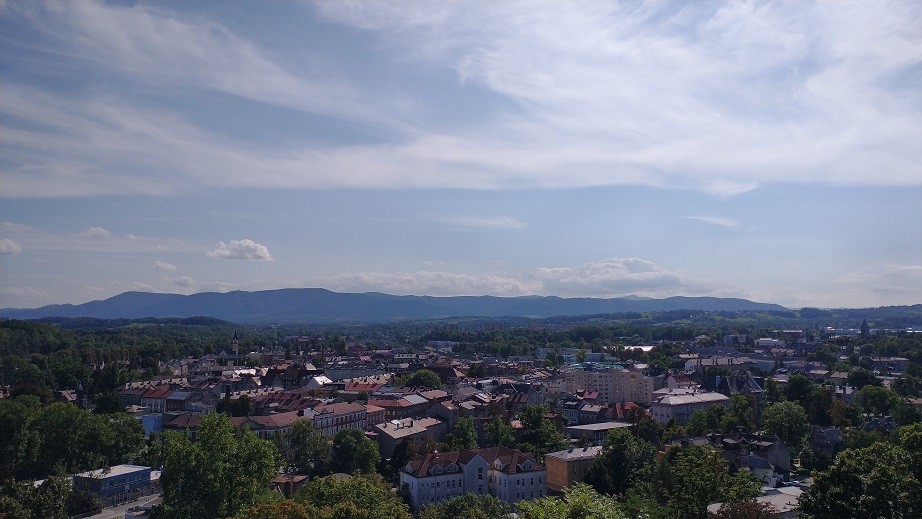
(1, 0, 920, 309)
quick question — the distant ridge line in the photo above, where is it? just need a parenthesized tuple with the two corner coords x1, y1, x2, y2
(0, 288, 790, 323)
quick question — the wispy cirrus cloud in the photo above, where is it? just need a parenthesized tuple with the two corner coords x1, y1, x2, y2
(1, 1, 919, 199)
(206, 239, 272, 261)
(687, 216, 741, 228)
(439, 216, 525, 229)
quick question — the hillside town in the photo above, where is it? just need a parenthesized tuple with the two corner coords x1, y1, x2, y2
(5, 315, 919, 518)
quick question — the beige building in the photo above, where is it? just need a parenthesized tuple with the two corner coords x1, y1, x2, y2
(544, 446, 603, 492)
(563, 366, 662, 405)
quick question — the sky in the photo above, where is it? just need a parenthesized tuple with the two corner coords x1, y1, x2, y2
(1, 0, 920, 310)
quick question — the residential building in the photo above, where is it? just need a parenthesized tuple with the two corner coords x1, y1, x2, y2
(563, 365, 663, 405)
(650, 388, 730, 424)
(545, 446, 603, 492)
(373, 417, 445, 458)
(565, 422, 631, 444)
(400, 447, 546, 509)
(72, 464, 154, 507)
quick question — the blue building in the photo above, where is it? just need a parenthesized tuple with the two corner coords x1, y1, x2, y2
(72, 464, 153, 506)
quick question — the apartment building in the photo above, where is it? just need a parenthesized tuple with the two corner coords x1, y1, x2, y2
(563, 365, 663, 405)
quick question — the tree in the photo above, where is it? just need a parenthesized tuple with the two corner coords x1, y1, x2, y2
(446, 416, 479, 451)
(633, 416, 664, 449)
(711, 501, 778, 519)
(485, 415, 516, 448)
(294, 474, 412, 519)
(331, 429, 379, 474)
(419, 493, 511, 519)
(518, 405, 565, 459)
(276, 420, 331, 478)
(783, 375, 813, 408)
(800, 442, 922, 518)
(846, 368, 880, 390)
(584, 428, 656, 496)
(401, 369, 443, 390)
(154, 413, 281, 519)
(661, 446, 759, 519)
(516, 483, 626, 519)
(93, 391, 125, 414)
(720, 395, 755, 433)
(761, 401, 809, 454)
(764, 378, 782, 404)
(854, 386, 900, 416)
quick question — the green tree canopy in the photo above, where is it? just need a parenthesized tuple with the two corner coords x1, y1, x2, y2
(800, 442, 922, 519)
(761, 401, 809, 454)
(446, 416, 479, 451)
(516, 483, 626, 519)
(401, 369, 443, 389)
(331, 429, 380, 475)
(854, 385, 900, 416)
(584, 428, 656, 496)
(518, 405, 566, 459)
(419, 493, 511, 519)
(154, 413, 281, 519)
(293, 475, 412, 519)
(485, 415, 516, 448)
(275, 420, 331, 478)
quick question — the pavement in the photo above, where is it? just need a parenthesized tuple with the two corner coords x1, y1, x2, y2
(83, 495, 162, 519)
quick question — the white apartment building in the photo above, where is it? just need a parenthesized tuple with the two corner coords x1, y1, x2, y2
(563, 366, 662, 405)
(400, 447, 546, 509)
(650, 387, 730, 424)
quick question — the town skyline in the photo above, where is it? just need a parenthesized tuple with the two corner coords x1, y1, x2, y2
(2, 1, 920, 310)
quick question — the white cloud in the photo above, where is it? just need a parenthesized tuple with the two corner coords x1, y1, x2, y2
(206, 239, 272, 261)
(153, 260, 177, 271)
(325, 271, 540, 297)
(320, 257, 723, 299)
(687, 216, 741, 228)
(80, 226, 112, 238)
(127, 282, 158, 292)
(440, 216, 525, 229)
(0, 221, 33, 232)
(1, 1, 919, 198)
(0, 238, 22, 254)
(0, 286, 51, 307)
(172, 276, 197, 288)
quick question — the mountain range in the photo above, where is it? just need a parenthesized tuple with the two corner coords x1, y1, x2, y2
(0, 288, 789, 324)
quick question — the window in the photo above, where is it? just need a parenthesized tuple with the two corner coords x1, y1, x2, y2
(478, 468, 483, 480)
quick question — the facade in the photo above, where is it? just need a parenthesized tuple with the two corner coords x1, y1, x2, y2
(563, 366, 663, 405)
(72, 464, 153, 507)
(373, 417, 445, 458)
(544, 446, 603, 492)
(650, 388, 730, 424)
(309, 402, 367, 436)
(400, 447, 546, 509)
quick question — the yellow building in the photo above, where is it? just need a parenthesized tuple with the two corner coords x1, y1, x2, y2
(544, 445, 603, 492)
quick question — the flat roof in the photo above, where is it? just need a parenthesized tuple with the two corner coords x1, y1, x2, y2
(73, 464, 151, 479)
(566, 421, 632, 431)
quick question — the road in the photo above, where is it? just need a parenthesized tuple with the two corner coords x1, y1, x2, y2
(83, 495, 162, 519)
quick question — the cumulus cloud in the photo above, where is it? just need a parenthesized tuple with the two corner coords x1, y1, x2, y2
(529, 258, 703, 297)
(687, 216, 741, 228)
(153, 260, 177, 271)
(0, 238, 22, 254)
(320, 257, 719, 299)
(172, 276, 197, 288)
(0, 222, 33, 232)
(127, 282, 157, 292)
(326, 271, 540, 297)
(206, 239, 272, 260)
(80, 226, 112, 238)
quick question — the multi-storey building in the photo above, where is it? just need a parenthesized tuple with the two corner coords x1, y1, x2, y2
(563, 365, 663, 405)
(544, 446, 603, 492)
(650, 388, 730, 424)
(400, 447, 546, 509)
